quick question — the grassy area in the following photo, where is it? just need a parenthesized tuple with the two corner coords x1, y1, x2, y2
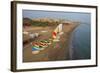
(31, 21, 49, 26)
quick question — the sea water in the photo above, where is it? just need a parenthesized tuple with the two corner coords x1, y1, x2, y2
(71, 23, 91, 60)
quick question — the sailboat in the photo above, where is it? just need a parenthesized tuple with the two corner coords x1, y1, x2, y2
(52, 24, 64, 42)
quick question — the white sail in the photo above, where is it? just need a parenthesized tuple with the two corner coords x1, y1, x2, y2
(58, 24, 62, 33)
(54, 24, 62, 33)
(52, 24, 64, 42)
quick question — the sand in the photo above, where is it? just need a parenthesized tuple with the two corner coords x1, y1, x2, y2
(23, 23, 79, 62)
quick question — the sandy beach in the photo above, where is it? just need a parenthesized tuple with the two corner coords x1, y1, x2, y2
(23, 23, 79, 62)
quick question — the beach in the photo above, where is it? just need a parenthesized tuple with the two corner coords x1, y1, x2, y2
(23, 23, 79, 62)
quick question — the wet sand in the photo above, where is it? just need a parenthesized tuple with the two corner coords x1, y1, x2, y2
(23, 23, 79, 62)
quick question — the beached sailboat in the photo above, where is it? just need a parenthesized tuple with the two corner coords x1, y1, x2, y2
(52, 24, 64, 42)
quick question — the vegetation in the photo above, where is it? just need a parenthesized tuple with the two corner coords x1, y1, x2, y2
(23, 17, 72, 27)
(31, 20, 49, 26)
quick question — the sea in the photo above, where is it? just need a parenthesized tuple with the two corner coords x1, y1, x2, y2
(71, 23, 91, 60)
